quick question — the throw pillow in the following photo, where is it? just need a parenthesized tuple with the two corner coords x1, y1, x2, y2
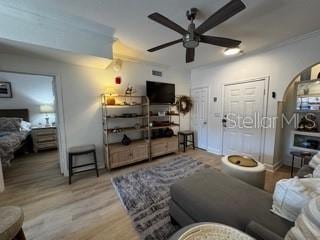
(0, 117, 22, 132)
(285, 196, 320, 240)
(309, 153, 320, 169)
(20, 120, 31, 131)
(313, 165, 320, 178)
(271, 177, 320, 222)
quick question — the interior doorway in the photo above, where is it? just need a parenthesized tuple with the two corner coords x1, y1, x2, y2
(222, 78, 268, 161)
(277, 63, 320, 167)
(191, 87, 209, 150)
(0, 71, 64, 191)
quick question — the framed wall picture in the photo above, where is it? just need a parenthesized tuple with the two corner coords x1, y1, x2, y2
(0, 81, 13, 98)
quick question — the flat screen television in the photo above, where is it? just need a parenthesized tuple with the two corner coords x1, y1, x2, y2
(146, 81, 175, 104)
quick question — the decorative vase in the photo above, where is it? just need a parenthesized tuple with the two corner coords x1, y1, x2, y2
(106, 96, 115, 105)
(121, 134, 131, 146)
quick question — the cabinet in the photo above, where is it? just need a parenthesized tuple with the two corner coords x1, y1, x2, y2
(107, 140, 149, 169)
(151, 136, 178, 157)
(32, 126, 57, 152)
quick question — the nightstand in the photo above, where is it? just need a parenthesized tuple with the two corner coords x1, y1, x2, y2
(32, 126, 57, 152)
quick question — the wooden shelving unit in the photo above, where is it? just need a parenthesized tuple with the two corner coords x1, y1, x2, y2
(149, 99, 180, 158)
(296, 78, 320, 111)
(101, 95, 180, 170)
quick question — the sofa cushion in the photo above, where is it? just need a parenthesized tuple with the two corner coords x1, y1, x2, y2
(285, 196, 320, 240)
(271, 177, 320, 222)
(313, 165, 320, 178)
(246, 221, 283, 240)
(170, 168, 293, 237)
(309, 153, 320, 169)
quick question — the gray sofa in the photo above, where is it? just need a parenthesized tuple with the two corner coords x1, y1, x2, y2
(169, 169, 294, 240)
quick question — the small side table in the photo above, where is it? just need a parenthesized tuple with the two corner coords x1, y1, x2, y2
(68, 145, 99, 184)
(32, 126, 57, 152)
(0, 206, 25, 240)
(289, 151, 312, 177)
(178, 131, 195, 152)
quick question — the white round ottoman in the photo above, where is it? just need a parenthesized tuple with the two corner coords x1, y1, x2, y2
(221, 155, 266, 189)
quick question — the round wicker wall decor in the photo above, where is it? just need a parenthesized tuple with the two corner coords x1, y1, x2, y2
(176, 96, 193, 115)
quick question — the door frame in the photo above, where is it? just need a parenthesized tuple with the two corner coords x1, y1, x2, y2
(222, 77, 270, 163)
(0, 70, 67, 192)
(191, 86, 209, 151)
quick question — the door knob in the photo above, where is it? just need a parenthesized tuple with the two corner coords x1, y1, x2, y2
(222, 116, 227, 127)
(203, 122, 207, 124)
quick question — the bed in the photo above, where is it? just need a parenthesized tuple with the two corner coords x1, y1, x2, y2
(0, 109, 33, 168)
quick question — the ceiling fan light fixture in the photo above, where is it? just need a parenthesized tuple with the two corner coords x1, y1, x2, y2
(224, 47, 241, 56)
(147, 0, 246, 63)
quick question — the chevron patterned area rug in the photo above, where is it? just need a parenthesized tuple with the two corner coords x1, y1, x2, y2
(112, 155, 210, 240)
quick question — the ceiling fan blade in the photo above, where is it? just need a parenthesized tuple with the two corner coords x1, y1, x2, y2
(200, 35, 241, 48)
(147, 39, 183, 52)
(195, 0, 246, 35)
(186, 48, 195, 63)
(148, 13, 189, 35)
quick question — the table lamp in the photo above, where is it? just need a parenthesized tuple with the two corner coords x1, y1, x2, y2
(40, 104, 54, 126)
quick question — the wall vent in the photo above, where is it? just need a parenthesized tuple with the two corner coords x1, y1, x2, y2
(152, 70, 162, 77)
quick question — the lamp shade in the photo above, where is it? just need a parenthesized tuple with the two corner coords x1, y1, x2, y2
(40, 104, 54, 113)
(105, 87, 117, 96)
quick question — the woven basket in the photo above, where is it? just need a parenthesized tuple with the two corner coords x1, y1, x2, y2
(177, 223, 254, 240)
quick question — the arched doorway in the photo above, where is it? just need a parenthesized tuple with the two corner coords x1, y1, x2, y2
(277, 63, 320, 169)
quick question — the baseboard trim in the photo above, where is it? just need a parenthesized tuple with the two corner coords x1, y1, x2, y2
(207, 147, 222, 155)
(264, 161, 282, 172)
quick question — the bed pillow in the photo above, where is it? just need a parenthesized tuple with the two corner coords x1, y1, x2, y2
(313, 165, 320, 178)
(285, 196, 320, 240)
(20, 120, 31, 131)
(309, 153, 320, 169)
(0, 117, 22, 131)
(271, 177, 320, 222)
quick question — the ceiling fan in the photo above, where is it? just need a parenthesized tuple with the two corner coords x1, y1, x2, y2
(147, 0, 246, 63)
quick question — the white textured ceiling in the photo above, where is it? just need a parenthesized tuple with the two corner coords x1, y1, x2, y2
(3, 0, 320, 69)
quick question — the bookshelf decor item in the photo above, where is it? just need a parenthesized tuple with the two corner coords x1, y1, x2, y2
(101, 94, 181, 170)
(176, 96, 193, 115)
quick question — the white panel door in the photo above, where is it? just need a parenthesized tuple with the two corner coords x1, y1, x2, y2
(223, 80, 265, 161)
(191, 87, 208, 150)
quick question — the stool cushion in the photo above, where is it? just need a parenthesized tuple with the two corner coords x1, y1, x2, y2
(0, 206, 24, 240)
(178, 131, 194, 135)
(69, 144, 95, 154)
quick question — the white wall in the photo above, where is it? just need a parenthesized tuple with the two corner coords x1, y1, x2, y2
(0, 72, 56, 126)
(281, 77, 299, 166)
(109, 62, 191, 130)
(191, 32, 320, 170)
(0, 1, 114, 68)
(0, 54, 190, 172)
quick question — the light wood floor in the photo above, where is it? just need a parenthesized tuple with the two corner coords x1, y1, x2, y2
(0, 149, 293, 240)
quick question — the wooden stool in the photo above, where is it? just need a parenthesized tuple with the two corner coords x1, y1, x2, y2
(178, 131, 195, 152)
(290, 151, 312, 177)
(68, 144, 99, 184)
(0, 206, 25, 240)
